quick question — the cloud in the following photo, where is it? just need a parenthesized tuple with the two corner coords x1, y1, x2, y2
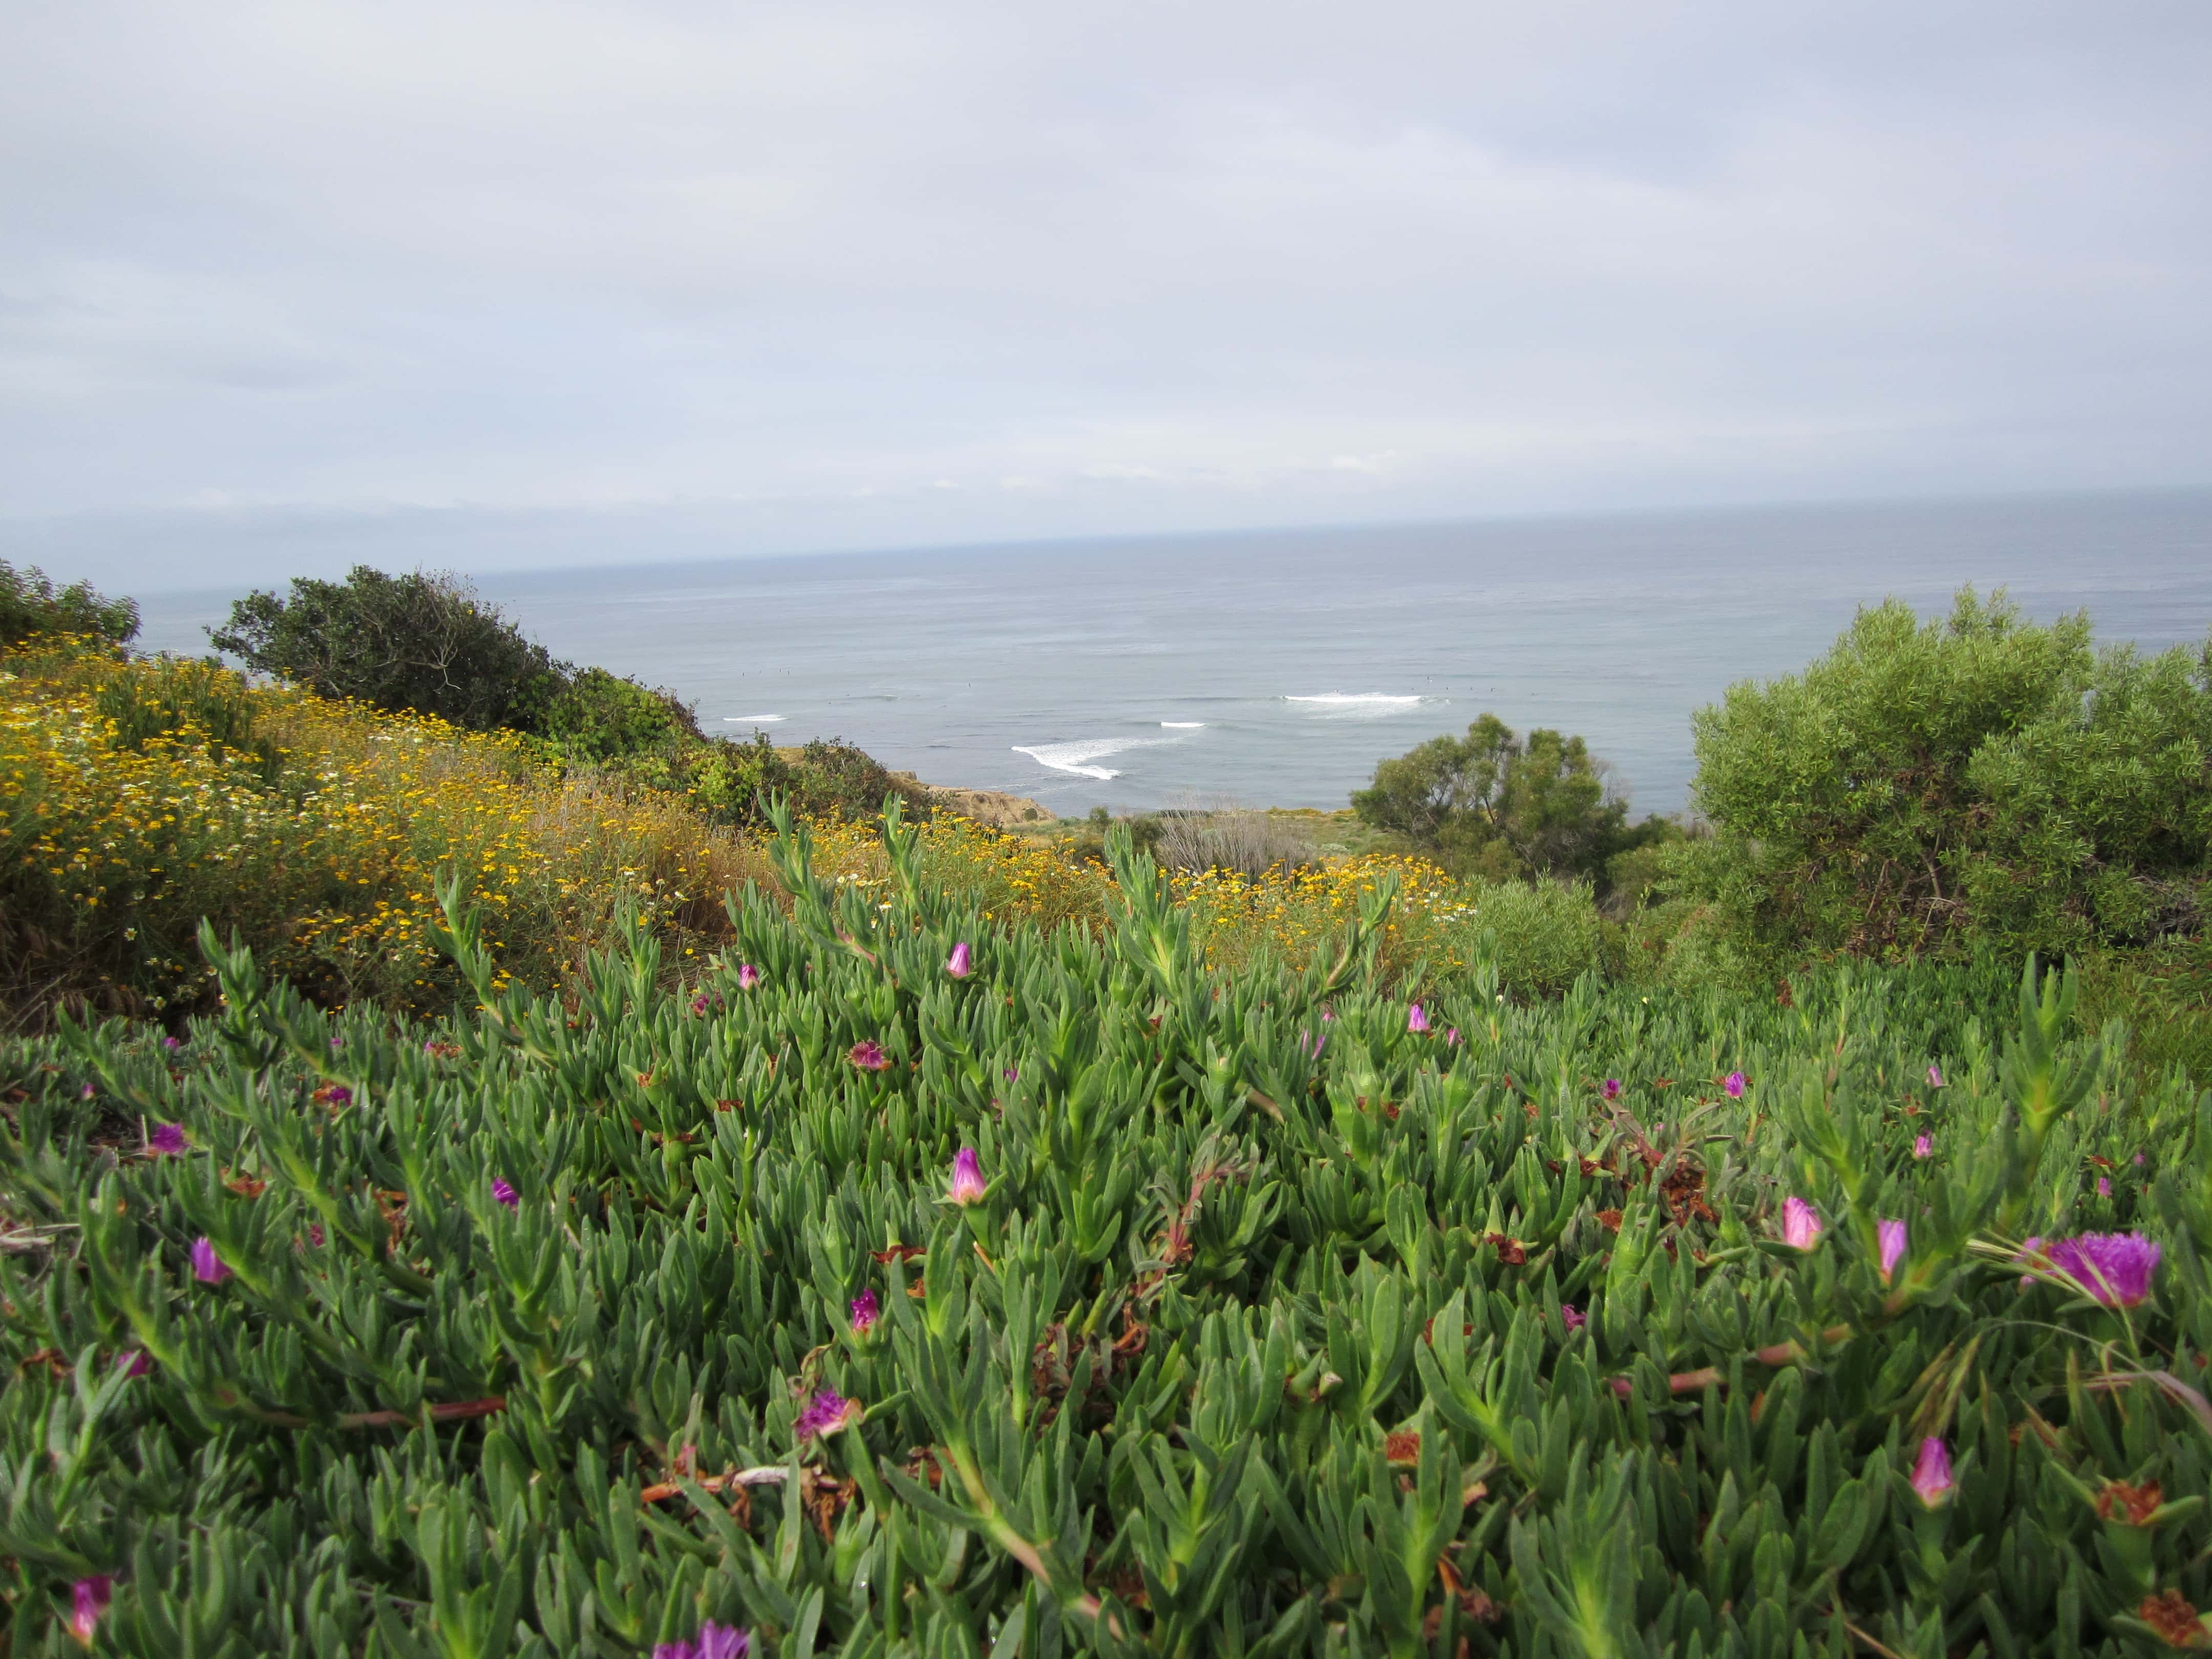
(1, 0, 2208, 581)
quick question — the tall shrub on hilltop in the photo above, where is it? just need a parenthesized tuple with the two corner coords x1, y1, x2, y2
(210, 566, 568, 732)
(1353, 712, 1667, 889)
(1673, 587, 2212, 960)
(0, 559, 138, 649)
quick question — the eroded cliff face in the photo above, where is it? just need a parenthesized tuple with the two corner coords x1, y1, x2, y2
(888, 771, 1051, 827)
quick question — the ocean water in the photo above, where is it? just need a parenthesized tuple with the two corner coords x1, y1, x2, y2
(130, 490, 2212, 818)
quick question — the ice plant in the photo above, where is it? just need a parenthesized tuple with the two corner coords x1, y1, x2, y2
(70, 1576, 112, 1645)
(1445, 1027, 1462, 1047)
(1913, 1134, 1932, 1159)
(1910, 1438, 1955, 1508)
(1407, 1003, 1430, 1034)
(114, 1349, 152, 1379)
(492, 1177, 519, 1209)
(190, 1237, 230, 1284)
(1722, 1071, 1746, 1098)
(948, 1146, 987, 1205)
(1878, 1219, 1907, 1283)
(691, 993, 711, 1015)
(323, 1084, 353, 1108)
(148, 1122, 188, 1156)
(2098, 1176, 2113, 1198)
(849, 1289, 880, 1336)
(946, 942, 973, 979)
(160, 1035, 181, 1052)
(1781, 1197, 1823, 1250)
(1927, 1064, 1945, 1088)
(737, 963, 761, 990)
(654, 1623, 751, 1659)
(1561, 1304, 1586, 1331)
(848, 1040, 889, 1071)
(1601, 1078, 1623, 1101)
(2045, 1232, 2161, 1307)
(794, 1388, 861, 1439)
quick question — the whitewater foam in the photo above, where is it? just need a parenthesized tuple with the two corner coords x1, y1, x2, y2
(1284, 694, 1422, 707)
(1160, 721, 1205, 728)
(1012, 735, 1179, 780)
(724, 714, 786, 723)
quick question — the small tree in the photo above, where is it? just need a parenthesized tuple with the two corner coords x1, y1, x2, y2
(1671, 588, 2212, 958)
(209, 567, 568, 732)
(0, 560, 139, 650)
(1352, 713, 1661, 885)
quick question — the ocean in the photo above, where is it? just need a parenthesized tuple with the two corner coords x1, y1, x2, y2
(129, 490, 2212, 819)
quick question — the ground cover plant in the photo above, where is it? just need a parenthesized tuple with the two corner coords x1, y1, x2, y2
(3, 804, 2208, 1658)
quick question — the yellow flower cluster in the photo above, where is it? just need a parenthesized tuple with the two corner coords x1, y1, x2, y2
(1, 647, 765, 1015)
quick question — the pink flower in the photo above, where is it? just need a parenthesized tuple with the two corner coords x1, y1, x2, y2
(849, 1289, 880, 1336)
(1407, 1004, 1430, 1035)
(1927, 1064, 1945, 1089)
(330, 1035, 343, 1051)
(161, 1035, 181, 1052)
(1912, 1134, 1932, 1159)
(1878, 1219, 1907, 1283)
(794, 1388, 861, 1439)
(949, 1146, 987, 1205)
(79, 1083, 95, 1101)
(2135, 1151, 2148, 1167)
(190, 1238, 230, 1284)
(114, 1349, 152, 1379)
(2044, 1232, 2161, 1307)
(655, 1623, 752, 1659)
(1722, 1071, 1747, 1098)
(1781, 1197, 1823, 1250)
(946, 942, 974, 980)
(148, 1122, 188, 1156)
(307, 1223, 325, 1247)
(736, 964, 761, 991)
(492, 1178, 519, 1209)
(1003, 1066, 1020, 1083)
(2097, 1176, 2112, 1198)
(323, 1085, 353, 1108)
(1910, 1438, 1954, 1508)
(691, 993, 711, 1015)
(71, 1576, 112, 1643)
(1320, 1006, 1336, 1023)
(1445, 1028, 1462, 1047)
(1561, 1304, 1586, 1331)
(1299, 1028, 1328, 1059)
(848, 1040, 889, 1072)
(1600, 1078, 1622, 1101)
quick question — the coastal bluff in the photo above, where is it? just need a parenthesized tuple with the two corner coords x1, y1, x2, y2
(890, 771, 1050, 827)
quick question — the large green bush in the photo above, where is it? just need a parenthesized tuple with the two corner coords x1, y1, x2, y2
(1, 815, 2205, 1655)
(1670, 589, 2212, 963)
(1353, 714, 1667, 891)
(541, 667, 704, 764)
(0, 560, 138, 649)
(210, 567, 569, 733)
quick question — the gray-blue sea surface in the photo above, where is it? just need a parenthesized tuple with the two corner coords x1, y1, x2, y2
(131, 491, 2212, 819)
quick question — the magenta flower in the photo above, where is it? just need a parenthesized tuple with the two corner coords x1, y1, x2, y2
(492, 1177, 519, 1209)
(79, 1082, 95, 1100)
(849, 1040, 889, 1072)
(161, 1035, 182, 1052)
(1003, 1066, 1020, 1083)
(307, 1223, 326, 1248)
(1878, 1219, 1907, 1283)
(190, 1238, 230, 1284)
(949, 1146, 987, 1205)
(2097, 1176, 2113, 1198)
(324, 1085, 353, 1108)
(849, 1289, 880, 1336)
(2044, 1232, 2161, 1307)
(794, 1388, 862, 1439)
(148, 1122, 188, 1156)
(654, 1625, 752, 1659)
(946, 942, 974, 980)
(1910, 1438, 1955, 1508)
(691, 993, 711, 1016)
(1561, 1304, 1586, 1331)
(71, 1576, 112, 1643)
(1600, 1078, 1622, 1101)
(1299, 1028, 1328, 1059)
(1407, 1003, 1430, 1035)
(1781, 1197, 1823, 1250)
(1913, 1134, 1932, 1159)
(2135, 1151, 2148, 1167)
(1320, 1006, 1336, 1023)
(114, 1349, 152, 1379)
(1927, 1064, 1945, 1089)
(1445, 1028, 1462, 1047)
(330, 1035, 343, 1050)
(1723, 1071, 1747, 1098)
(736, 964, 761, 991)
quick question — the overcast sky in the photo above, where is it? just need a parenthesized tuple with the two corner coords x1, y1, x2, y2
(5, 2, 2209, 589)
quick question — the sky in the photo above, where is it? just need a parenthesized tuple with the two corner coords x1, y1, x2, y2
(4, 2, 2209, 591)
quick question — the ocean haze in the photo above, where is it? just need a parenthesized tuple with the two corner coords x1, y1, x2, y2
(126, 490, 2212, 819)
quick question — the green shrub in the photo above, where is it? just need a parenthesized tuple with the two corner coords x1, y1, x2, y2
(210, 566, 569, 733)
(1671, 588, 2212, 963)
(540, 667, 701, 764)
(789, 735, 932, 822)
(0, 559, 138, 649)
(1353, 712, 1668, 890)
(1456, 875, 1613, 996)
